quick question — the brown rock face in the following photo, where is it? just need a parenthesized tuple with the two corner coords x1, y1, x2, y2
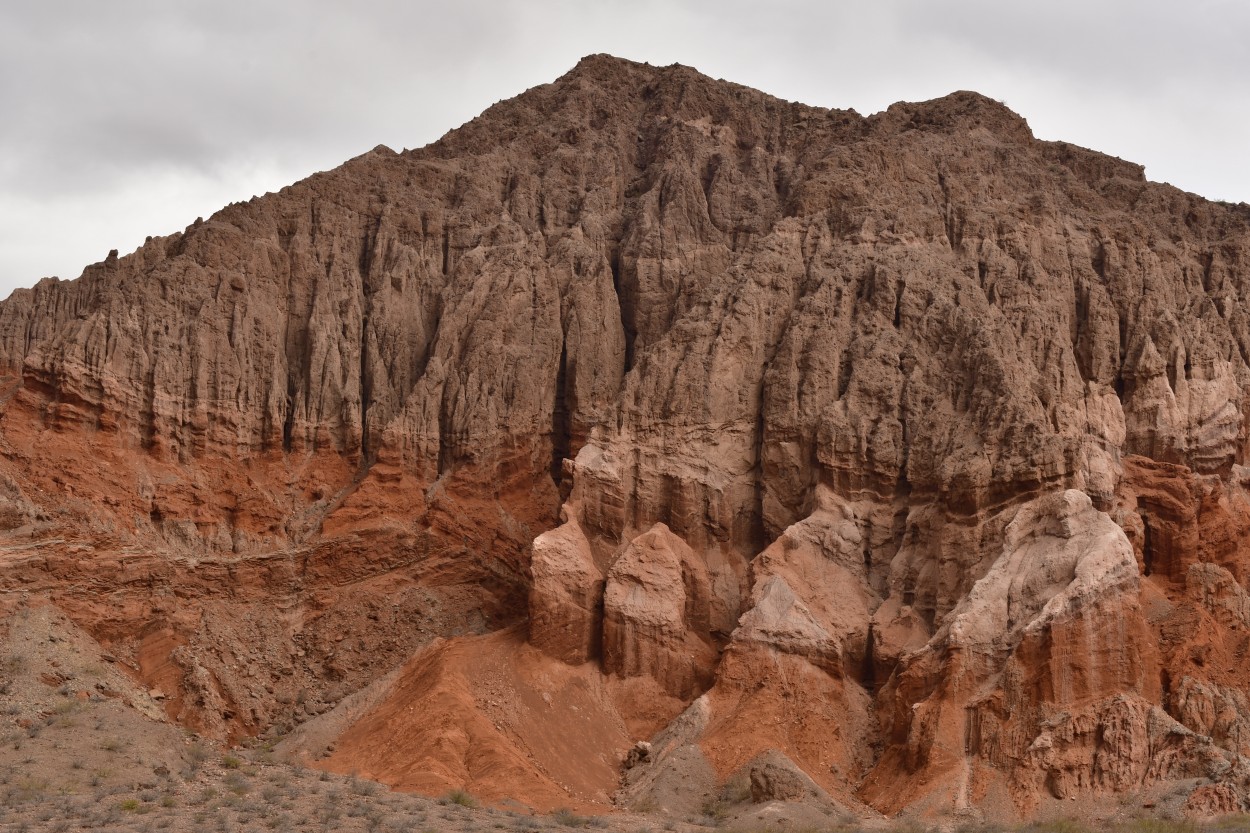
(529, 510, 603, 664)
(4, 54, 1250, 819)
(602, 523, 716, 698)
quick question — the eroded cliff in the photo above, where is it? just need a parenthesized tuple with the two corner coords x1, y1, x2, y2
(2, 54, 1250, 821)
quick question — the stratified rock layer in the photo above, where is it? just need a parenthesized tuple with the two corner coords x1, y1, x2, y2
(3, 54, 1250, 819)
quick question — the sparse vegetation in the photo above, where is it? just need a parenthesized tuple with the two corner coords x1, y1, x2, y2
(224, 770, 251, 795)
(446, 788, 478, 809)
(551, 807, 588, 827)
(187, 741, 212, 773)
(1121, 822, 1201, 833)
(351, 774, 381, 796)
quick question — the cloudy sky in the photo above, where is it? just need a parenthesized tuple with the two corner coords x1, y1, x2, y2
(2, 0, 1247, 298)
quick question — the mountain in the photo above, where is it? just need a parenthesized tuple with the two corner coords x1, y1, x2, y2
(2, 53, 1250, 823)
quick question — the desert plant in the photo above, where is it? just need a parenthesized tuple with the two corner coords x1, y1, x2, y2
(186, 740, 211, 768)
(446, 788, 478, 808)
(352, 774, 381, 796)
(364, 808, 387, 833)
(1121, 821, 1199, 833)
(224, 771, 251, 795)
(1018, 821, 1092, 833)
(551, 808, 588, 827)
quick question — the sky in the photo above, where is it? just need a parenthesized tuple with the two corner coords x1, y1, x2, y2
(2, 0, 1247, 298)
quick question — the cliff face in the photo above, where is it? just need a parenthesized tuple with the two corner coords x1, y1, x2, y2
(3, 54, 1250, 820)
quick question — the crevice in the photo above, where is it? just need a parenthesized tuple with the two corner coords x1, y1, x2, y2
(359, 312, 373, 466)
(610, 246, 636, 373)
(436, 397, 452, 477)
(412, 296, 442, 387)
(282, 254, 327, 455)
(1116, 306, 1129, 386)
(609, 245, 621, 290)
(140, 364, 158, 450)
(359, 218, 379, 282)
(861, 624, 877, 694)
(1142, 512, 1154, 576)
(891, 505, 909, 557)
(502, 171, 517, 209)
(1234, 332, 1250, 371)
(658, 473, 676, 532)
(897, 366, 912, 483)
(937, 169, 963, 250)
(750, 378, 770, 556)
(551, 342, 570, 489)
(1073, 282, 1093, 382)
(836, 347, 853, 399)
(944, 205, 964, 251)
(1091, 241, 1107, 281)
(701, 155, 720, 214)
(281, 388, 295, 452)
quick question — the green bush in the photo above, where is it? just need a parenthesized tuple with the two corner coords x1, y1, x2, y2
(446, 788, 478, 808)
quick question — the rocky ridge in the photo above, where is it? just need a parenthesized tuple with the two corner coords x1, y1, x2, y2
(2, 54, 1250, 822)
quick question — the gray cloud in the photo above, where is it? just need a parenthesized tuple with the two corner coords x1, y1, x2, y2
(2, 0, 1247, 296)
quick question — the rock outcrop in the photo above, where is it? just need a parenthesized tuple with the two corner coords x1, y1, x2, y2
(529, 510, 603, 664)
(602, 523, 716, 699)
(3, 54, 1250, 821)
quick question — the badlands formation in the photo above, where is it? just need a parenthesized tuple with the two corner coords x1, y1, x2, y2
(2, 54, 1250, 823)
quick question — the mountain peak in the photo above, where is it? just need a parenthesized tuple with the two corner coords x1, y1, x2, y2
(873, 89, 1034, 143)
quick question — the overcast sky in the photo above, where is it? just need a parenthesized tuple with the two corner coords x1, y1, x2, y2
(2, 0, 1247, 298)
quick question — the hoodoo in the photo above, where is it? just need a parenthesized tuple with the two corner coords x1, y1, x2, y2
(3, 54, 1250, 823)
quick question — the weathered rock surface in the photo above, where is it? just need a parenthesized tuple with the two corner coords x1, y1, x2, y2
(747, 750, 835, 805)
(529, 508, 603, 664)
(3, 54, 1250, 820)
(602, 523, 716, 698)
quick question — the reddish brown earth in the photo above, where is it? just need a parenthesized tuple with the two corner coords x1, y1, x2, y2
(3, 54, 1250, 824)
